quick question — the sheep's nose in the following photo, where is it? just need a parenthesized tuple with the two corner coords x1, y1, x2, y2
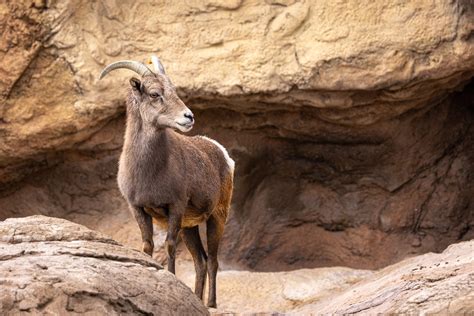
(184, 112, 194, 122)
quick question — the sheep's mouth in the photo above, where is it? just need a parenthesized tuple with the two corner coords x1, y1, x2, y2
(176, 122, 194, 132)
(178, 122, 193, 128)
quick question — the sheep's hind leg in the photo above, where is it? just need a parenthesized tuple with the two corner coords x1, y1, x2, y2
(130, 205, 154, 256)
(206, 214, 225, 308)
(181, 226, 207, 300)
(165, 209, 182, 274)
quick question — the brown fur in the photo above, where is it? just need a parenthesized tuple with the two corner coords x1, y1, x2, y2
(113, 71, 233, 308)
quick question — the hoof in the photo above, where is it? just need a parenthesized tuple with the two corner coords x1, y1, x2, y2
(142, 241, 154, 256)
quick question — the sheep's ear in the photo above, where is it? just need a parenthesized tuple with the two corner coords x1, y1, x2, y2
(130, 77, 142, 93)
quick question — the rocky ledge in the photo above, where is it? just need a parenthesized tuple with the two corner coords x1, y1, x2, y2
(190, 240, 473, 314)
(1, 215, 472, 315)
(296, 240, 474, 314)
(0, 215, 208, 315)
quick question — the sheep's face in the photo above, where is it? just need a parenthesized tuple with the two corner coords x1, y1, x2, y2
(130, 75, 194, 132)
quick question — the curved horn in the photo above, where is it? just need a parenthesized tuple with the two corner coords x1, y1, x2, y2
(99, 60, 153, 80)
(147, 55, 166, 74)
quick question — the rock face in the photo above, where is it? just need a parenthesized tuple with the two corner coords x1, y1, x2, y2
(0, 216, 472, 315)
(296, 240, 474, 314)
(0, 0, 473, 271)
(177, 240, 474, 314)
(0, 216, 208, 315)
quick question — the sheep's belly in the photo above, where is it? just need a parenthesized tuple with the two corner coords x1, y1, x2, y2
(144, 207, 208, 228)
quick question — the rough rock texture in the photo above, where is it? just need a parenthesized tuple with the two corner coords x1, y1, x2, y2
(0, 216, 209, 315)
(296, 240, 474, 314)
(176, 258, 373, 314)
(177, 240, 474, 314)
(0, 0, 473, 271)
(1, 216, 472, 315)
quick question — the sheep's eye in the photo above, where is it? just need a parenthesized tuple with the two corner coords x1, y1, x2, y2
(150, 93, 161, 99)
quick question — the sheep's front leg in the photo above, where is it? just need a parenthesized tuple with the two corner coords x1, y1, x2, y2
(165, 207, 183, 274)
(130, 205, 154, 256)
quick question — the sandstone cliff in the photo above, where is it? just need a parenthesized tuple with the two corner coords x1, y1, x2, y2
(0, 0, 473, 273)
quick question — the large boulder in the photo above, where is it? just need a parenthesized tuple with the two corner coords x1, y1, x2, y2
(0, 0, 473, 270)
(0, 216, 208, 315)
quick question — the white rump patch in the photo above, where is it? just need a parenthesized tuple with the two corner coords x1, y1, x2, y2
(199, 136, 235, 171)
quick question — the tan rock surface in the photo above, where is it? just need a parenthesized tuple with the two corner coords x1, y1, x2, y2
(1, 215, 472, 315)
(174, 241, 474, 314)
(0, 215, 209, 315)
(1, 0, 473, 182)
(176, 259, 372, 314)
(296, 240, 474, 314)
(0, 0, 473, 272)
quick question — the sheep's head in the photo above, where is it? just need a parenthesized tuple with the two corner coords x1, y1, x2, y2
(99, 56, 194, 132)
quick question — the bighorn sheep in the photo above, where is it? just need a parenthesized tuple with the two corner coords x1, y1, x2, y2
(99, 56, 234, 308)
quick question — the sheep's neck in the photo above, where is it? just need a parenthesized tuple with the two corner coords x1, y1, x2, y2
(124, 110, 171, 170)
